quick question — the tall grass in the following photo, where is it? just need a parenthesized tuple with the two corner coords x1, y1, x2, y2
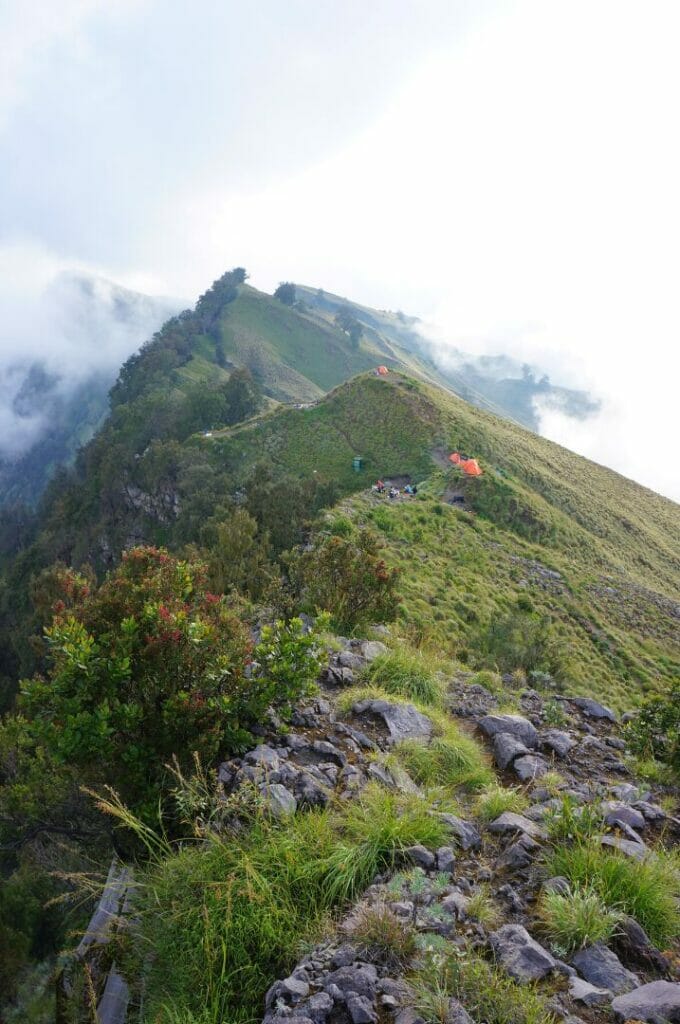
(547, 841, 680, 947)
(361, 647, 446, 706)
(105, 784, 446, 1024)
(395, 719, 493, 793)
(475, 784, 529, 822)
(536, 885, 621, 955)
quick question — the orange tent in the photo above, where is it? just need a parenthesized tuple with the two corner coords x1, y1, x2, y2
(448, 452, 462, 465)
(461, 458, 482, 477)
(376, 365, 389, 376)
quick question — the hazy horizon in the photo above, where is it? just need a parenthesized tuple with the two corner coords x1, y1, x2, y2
(2, 0, 679, 500)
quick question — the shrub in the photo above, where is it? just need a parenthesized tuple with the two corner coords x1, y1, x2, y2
(625, 678, 680, 777)
(545, 796, 603, 844)
(290, 529, 400, 632)
(362, 647, 445, 706)
(536, 885, 621, 955)
(547, 841, 680, 946)
(475, 784, 529, 822)
(472, 609, 570, 679)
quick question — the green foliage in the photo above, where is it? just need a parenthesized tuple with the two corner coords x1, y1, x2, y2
(200, 507, 273, 599)
(625, 677, 680, 777)
(475, 784, 529, 822)
(334, 305, 363, 348)
(395, 723, 492, 793)
(547, 840, 680, 946)
(473, 608, 569, 678)
(246, 462, 338, 555)
(112, 783, 444, 1023)
(362, 646, 445, 706)
(291, 528, 400, 632)
(349, 903, 417, 968)
(251, 616, 325, 718)
(545, 796, 603, 844)
(411, 946, 554, 1024)
(536, 885, 621, 955)
(273, 281, 296, 305)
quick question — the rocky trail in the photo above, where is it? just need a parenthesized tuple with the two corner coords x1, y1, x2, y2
(214, 638, 680, 1024)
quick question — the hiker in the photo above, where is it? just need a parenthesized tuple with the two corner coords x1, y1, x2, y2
(376, 480, 385, 493)
(389, 487, 399, 499)
(404, 484, 413, 495)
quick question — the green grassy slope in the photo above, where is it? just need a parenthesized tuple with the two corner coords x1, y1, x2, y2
(195, 371, 679, 707)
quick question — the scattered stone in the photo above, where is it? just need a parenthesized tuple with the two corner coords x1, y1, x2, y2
(346, 994, 377, 1024)
(611, 981, 680, 1022)
(599, 835, 648, 860)
(513, 753, 549, 782)
(570, 698, 617, 722)
(436, 846, 456, 874)
(352, 699, 433, 744)
(445, 997, 474, 1024)
(439, 814, 482, 851)
(568, 977, 612, 1007)
(360, 640, 388, 662)
(541, 730, 576, 758)
(488, 812, 547, 840)
(307, 992, 333, 1022)
(543, 876, 571, 896)
(479, 714, 539, 749)
(404, 845, 436, 871)
(614, 915, 671, 974)
(602, 801, 646, 831)
(571, 943, 639, 995)
(492, 732, 530, 770)
(634, 800, 666, 822)
(262, 784, 297, 817)
(489, 924, 557, 981)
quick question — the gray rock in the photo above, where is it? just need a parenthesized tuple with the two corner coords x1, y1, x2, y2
(439, 814, 482, 850)
(611, 981, 680, 1022)
(610, 783, 640, 802)
(338, 651, 367, 671)
(307, 992, 334, 1023)
(361, 640, 388, 662)
(568, 977, 611, 1007)
(572, 944, 639, 995)
(492, 732, 530, 770)
(513, 753, 549, 782)
(599, 835, 649, 860)
(352, 699, 433, 745)
(479, 714, 539, 748)
(280, 976, 310, 1002)
(488, 812, 547, 840)
(331, 944, 359, 968)
(295, 773, 331, 808)
(543, 876, 571, 895)
(634, 800, 666, 822)
(346, 994, 377, 1024)
(324, 965, 378, 1000)
(244, 744, 281, 769)
(490, 923, 557, 981)
(541, 730, 576, 758)
(441, 891, 469, 920)
(495, 835, 538, 872)
(395, 1010, 426, 1024)
(571, 698, 617, 722)
(262, 783, 297, 817)
(436, 846, 456, 873)
(602, 801, 646, 831)
(404, 845, 436, 870)
(445, 997, 474, 1024)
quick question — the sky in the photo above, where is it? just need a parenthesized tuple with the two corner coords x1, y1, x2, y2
(1, 0, 679, 500)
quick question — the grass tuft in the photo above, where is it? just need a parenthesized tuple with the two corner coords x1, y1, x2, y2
(361, 646, 446, 707)
(475, 784, 529, 822)
(536, 885, 621, 955)
(395, 724, 493, 793)
(547, 840, 680, 947)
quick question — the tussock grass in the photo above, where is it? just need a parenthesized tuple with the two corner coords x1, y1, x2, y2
(411, 947, 554, 1024)
(395, 722, 493, 793)
(547, 840, 680, 947)
(475, 784, 529, 822)
(466, 885, 502, 928)
(536, 885, 621, 955)
(349, 903, 417, 969)
(108, 783, 445, 1023)
(361, 647, 447, 707)
(545, 796, 603, 844)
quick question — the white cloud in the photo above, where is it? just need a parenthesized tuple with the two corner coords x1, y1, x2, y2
(1, 0, 678, 499)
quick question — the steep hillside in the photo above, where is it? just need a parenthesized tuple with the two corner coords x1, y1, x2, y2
(296, 283, 600, 429)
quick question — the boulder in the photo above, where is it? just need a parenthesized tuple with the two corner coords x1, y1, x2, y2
(541, 730, 576, 758)
(611, 981, 680, 1022)
(436, 846, 456, 873)
(479, 714, 538, 749)
(360, 640, 389, 662)
(602, 801, 646, 831)
(599, 835, 649, 860)
(542, 876, 571, 896)
(570, 698, 617, 722)
(262, 784, 297, 817)
(568, 977, 611, 1007)
(513, 754, 549, 782)
(445, 998, 474, 1024)
(488, 812, 547, 840)
(352, 699, 433, 745)
(244, 744, 281, 769)
(489, 923, 556, 981)
(346, 994, 378, 1024)
(492, 732, 530, 770)
(439, 814, 481, 850)
(324, 965, 378, 1001)
(404, 845, 436, 871)
(572, 944, 639, 995)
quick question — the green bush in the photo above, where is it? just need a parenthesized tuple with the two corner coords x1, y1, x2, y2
(290, 529, 400, 632)
(547, 840, 680, 946)
(625, 678, 680, 777)
(536, 885, 621, 955)
(395, 720, 492, 793)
